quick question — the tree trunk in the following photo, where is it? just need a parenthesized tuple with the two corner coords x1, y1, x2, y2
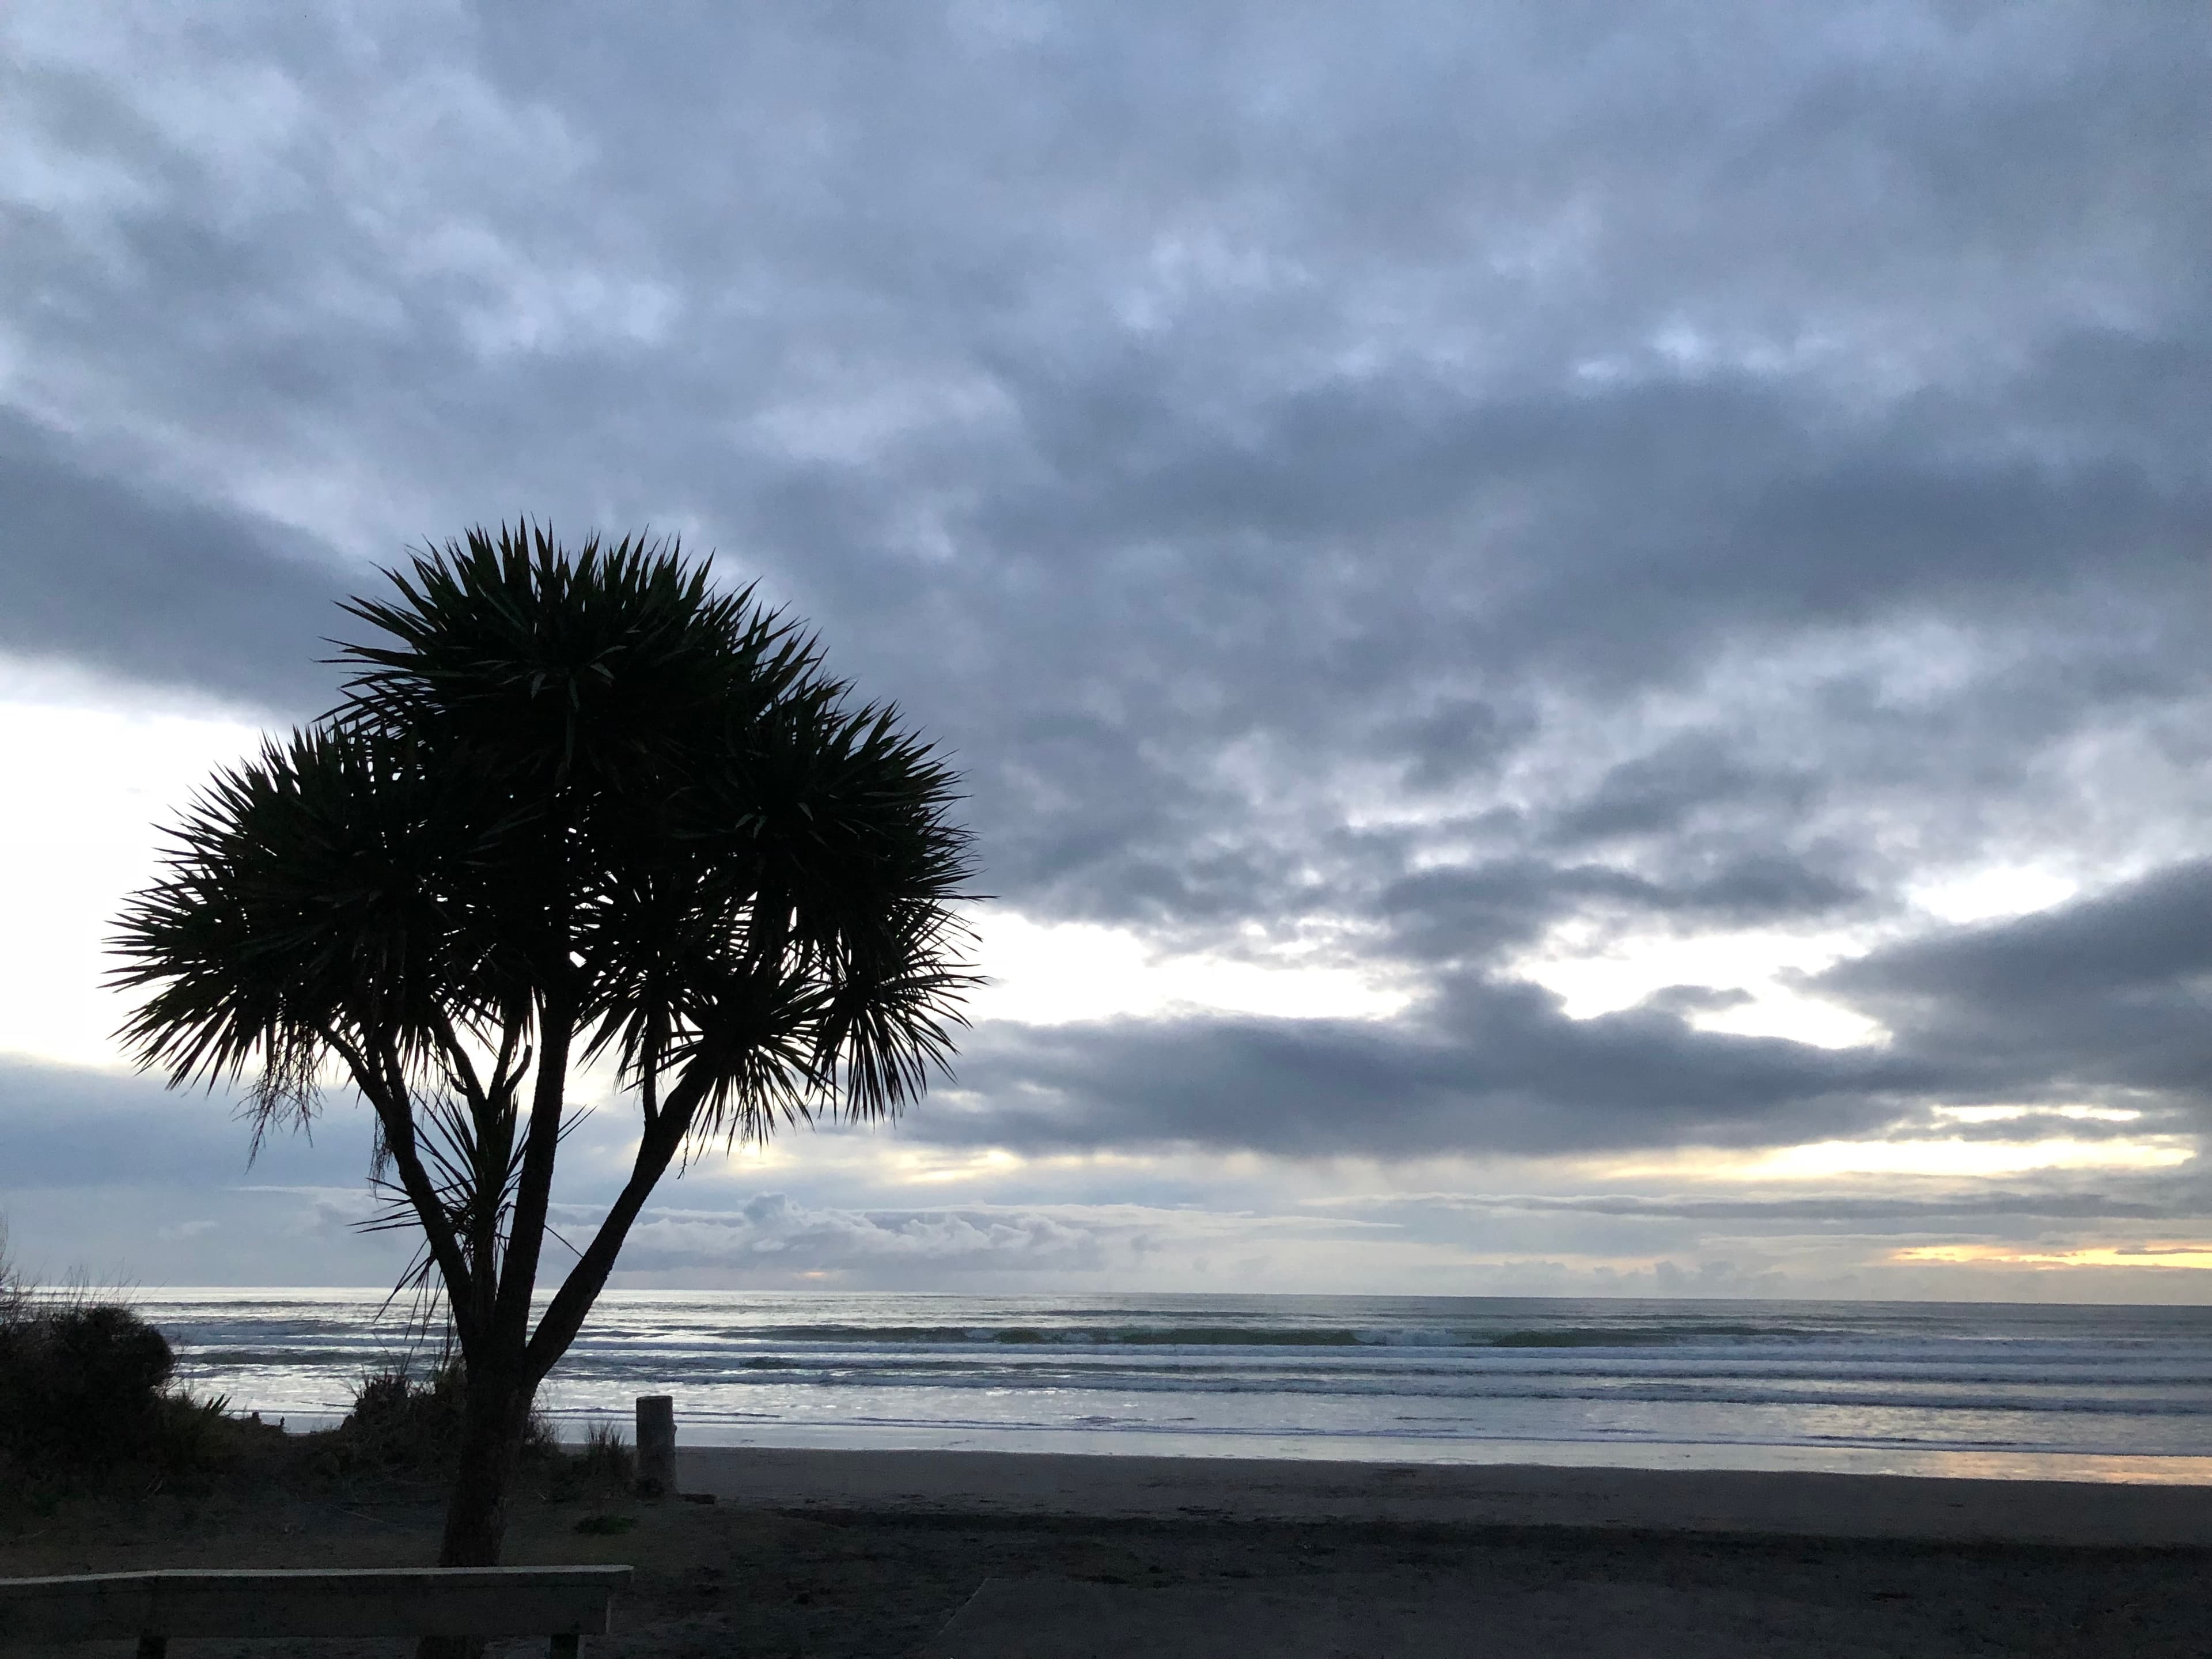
(417, 1363, 535, 1659)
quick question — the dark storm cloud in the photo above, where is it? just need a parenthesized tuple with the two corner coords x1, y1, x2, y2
(1821, 859, 2212, 1108)
(0, 414, 349, 713)
(1839, 859, 2212, 1009)
(0, 1057, 347, 1189)
(5, 3, 2211, 1175)
(1546, 737, 1817, 849)
(991, 358, 2209, 684)
(1374, 861, 1643, 965)
(932, 975, 1923, 1159)
(1377, 847, 1863, 972)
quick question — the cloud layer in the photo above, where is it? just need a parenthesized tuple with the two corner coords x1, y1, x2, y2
(4, 2, 2210, 1293)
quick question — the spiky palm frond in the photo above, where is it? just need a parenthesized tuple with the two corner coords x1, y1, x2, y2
(109, 725, 518, 1131)
(338, 520, 980, 1147)
(334, 522, 813, 802)
(569, 681, 979, 1142)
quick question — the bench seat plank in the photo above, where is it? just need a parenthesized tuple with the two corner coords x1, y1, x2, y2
(0, 1566, 632, 1642)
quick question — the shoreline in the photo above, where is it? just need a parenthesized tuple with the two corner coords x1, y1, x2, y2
(676, 1444, 2212, 1547)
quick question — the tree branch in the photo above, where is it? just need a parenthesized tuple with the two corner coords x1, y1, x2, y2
(490, 991, 572, 1353)
(430, 1006, 520, 1345)
(322, 1024, 479, 1346)
(522, 1068, 705, 1384)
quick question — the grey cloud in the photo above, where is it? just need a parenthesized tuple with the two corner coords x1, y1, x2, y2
(4, 3, 2211, 1200)
(1376, 847, 1862, 972)
(1823, 859, 2212, 1108)
(0, 1057, 363, 1191)
(1837, 859, 2212, 1009)
(1640, 984, 1756, 1017)
(1392, 1190, 2210, 1224)
(1375, 862, 1643, 965)
(1391, 698, 1535, 794)
(923, 856, 2212, 1164)
(0, 414, 350, 713)
(928, 340, 2211, 937)
(1666, 853, 1863, 920)
(1546, 737, 1819, 849)
(937, 976, 1918, 1159)
(588, 1192, 1107, 1280)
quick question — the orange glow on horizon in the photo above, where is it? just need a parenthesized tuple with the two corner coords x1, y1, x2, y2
(1896, 1242, 2212, 1271)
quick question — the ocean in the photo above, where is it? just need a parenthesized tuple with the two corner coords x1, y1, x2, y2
(134, 1289, 2212, 1483)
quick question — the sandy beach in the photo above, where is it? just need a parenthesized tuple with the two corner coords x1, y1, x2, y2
(4, 1448, 2210, 1656)
(675, 1444, 2212, 1546)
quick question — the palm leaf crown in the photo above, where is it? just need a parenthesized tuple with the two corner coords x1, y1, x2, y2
(113, 522, 978, 1144)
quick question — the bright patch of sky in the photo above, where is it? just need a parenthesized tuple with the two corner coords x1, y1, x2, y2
(1908, 864, 2080, 925)
(1751, 1137, 2194, 1180)
(1506, 922, 1887, 1048)
(0, 662, 267, 1070)
(967, 911, 1412, 1026)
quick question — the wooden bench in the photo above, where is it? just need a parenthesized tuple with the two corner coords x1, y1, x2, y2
(0, 1565, 632, 1656)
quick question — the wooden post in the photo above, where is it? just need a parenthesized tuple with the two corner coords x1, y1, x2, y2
(635, 1395, 675, 1498)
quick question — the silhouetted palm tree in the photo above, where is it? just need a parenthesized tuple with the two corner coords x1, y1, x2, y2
(112, 524, 976, 1579)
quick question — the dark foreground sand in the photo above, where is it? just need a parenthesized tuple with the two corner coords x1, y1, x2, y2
(3, 1448, 2209, 1657)
(677, 1445, 2212, 1546)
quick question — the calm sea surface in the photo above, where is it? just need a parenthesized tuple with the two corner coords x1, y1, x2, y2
(130, 1289, 2212, 1483)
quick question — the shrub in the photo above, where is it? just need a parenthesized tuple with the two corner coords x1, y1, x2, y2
(336, 1359, 559, 1474)
(578, 1418, 635, 1486)
(547, 1418, 634, 1501)
(0, 1302, 177, 1471)
(573, 1512, 636, 1535)
(148, 1388, 246, 1474)
(0, 1227, 258, 1488)
(0, 1217, 26, 1326)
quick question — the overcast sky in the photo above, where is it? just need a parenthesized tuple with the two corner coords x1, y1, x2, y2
(4, 2, 2211, 1302)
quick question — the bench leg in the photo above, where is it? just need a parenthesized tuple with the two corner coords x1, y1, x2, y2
(137, 1637, 166, 1659)
(550, 1634, 579, 1658)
